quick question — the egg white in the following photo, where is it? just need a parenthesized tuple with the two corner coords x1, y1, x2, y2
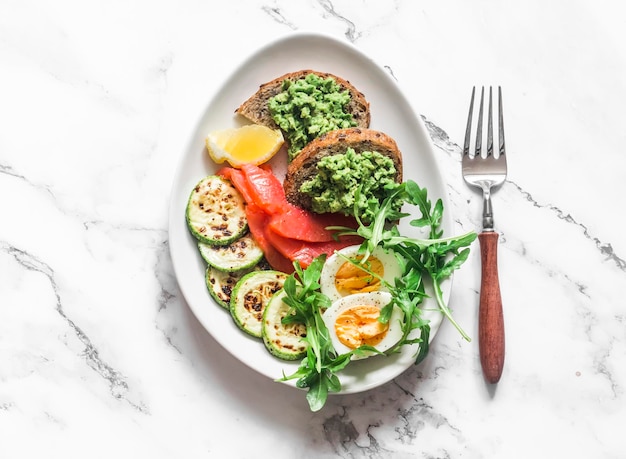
(322, 291, 405, 359)
(320, 244, 403, 303)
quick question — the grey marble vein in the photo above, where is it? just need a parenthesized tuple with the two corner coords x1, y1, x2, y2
(1, 241, 148, 413)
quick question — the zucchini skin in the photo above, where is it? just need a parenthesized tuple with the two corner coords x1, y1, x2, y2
(230, 270, 287, 338)
(262, 290, 308, 360)
(186, 175, 247, 246)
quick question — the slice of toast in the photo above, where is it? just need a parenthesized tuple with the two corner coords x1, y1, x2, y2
(236, 69, 370, 133)
(283, 128, 403, 212)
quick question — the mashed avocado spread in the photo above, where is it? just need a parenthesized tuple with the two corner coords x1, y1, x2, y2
(268, 74, 357, 161)
(299, 148, 402, 222)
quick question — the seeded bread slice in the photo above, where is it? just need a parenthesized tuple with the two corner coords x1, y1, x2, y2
(283, 128, 403, 211)
(235, 70, 371, 131)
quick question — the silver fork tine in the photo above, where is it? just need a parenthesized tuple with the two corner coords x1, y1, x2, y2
(498, 86, 506, 156)
(487, 87, 493, 157)
(463, 86, 475, 157)
(475, 87, 484, 157)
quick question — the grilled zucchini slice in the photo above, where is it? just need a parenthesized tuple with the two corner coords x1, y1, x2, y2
(206, 266, 248, 309)
(198, 234, 264, 272)
(262, 290, 307, 360)
(230, 270, 287, 338)
(205, 259, 272, 309)
(186, 175, 247, 245)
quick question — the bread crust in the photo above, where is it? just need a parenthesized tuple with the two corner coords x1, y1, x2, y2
(235, 70, 371, 131)
(283, 128, 403, 211)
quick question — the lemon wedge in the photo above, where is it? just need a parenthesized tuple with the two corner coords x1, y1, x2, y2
(206, 125, 284, 167)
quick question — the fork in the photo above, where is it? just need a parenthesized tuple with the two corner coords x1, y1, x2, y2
(462, 86, 506, 384)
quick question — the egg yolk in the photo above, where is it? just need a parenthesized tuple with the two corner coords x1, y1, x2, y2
(334, 256, 384, 296)
(334, 305, 389, 349)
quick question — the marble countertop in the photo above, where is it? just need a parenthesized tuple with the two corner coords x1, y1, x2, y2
(1, 1, 624, 458)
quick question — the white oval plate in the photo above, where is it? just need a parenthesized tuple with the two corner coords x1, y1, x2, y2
(168, 32, 452, 394)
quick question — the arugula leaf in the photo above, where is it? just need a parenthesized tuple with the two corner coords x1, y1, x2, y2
(405, 180, 444, 238)
(329, 185, 409, 262)
(402, 181, 475, 341)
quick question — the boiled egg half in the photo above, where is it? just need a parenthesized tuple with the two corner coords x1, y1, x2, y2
(320, 244, 403, 303)
(322, 291, 405, 359)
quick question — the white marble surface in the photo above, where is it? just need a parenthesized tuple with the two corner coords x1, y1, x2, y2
(1, 1, 625, 458)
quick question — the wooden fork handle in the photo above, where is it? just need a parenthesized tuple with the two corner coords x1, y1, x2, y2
(478, 231, 505, 384)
